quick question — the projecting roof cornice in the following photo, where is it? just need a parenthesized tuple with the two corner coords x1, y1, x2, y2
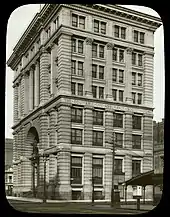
(7, 4, 162, 69)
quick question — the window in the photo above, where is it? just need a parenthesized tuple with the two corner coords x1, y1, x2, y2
(138, 74, 142, 86)
(92, 44, 97, 58)
(93, 131, 103, 146)
(94, 191, 104, 200)
(93, 110, 103, 125)
(140, 32, 145, 44)
(94, 20, 99, 33)
(132, 53, 136, 65)
(112, 89, 117, 101)
(71, 156, 82, 184)
(114, 25, 119, 37)
(99, 45, 104, 58)
(78, 62, 83, 76)
(101, 22, 106, 34)
(112, 69, 117, 82)
(119, 70, 124, 83)
(132, 160, 141, 177)
(78, 40, 83, 54)
(78, 83, 83, 96)
(132, 135, 141, 149)
(71, 82, 76, 95)
(71, 60, 76, 75)
(71, 107, 83, 123)
(99, 87, 104, 99)
(133, 115, 142, 130)
(115, 159, 123, 174)
(134, 30, 138, 43)
(119, 90, 123, 102)
(115, 133, 123, 148)
(113, 48, 117, 61)
(92, 158, 103, 184)
(138, 54, 143, 66)
(72, 14, 78, 27)
(72, 39, 76, 52)
(72, 191, 82, 200)
(121, 27, 126, 39)
(92, 64, 97, 78)
(46, 26, 51, 38)
(9, 176, 12, 183)
(132, 72, 136, 85)
(113, 113, 123, 128)
(132, 92, 136, 104)
(92, 86, 97, 98)
(137, 93, 142, 105)
(71, 129, 82, 144)
(119, 50, 124, 62)
(79, 16, 85, 29)
(99, 66, 104, 79)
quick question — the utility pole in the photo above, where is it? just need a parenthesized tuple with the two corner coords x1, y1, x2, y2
(111, 132, 115, 207)
(43, 155, 47, 203)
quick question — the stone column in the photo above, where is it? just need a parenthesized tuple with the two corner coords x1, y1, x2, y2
(34, 60, 40, 107)
(84, 105, 93, 146)
(106, 43, 114, 100)
(20, 75, 25, 118)
(50, 43, 57, 95)
(84, 38, 93, 97)
(125, 48, 133, 103)
(13, 83, 19, 123)
(83, 153, 92, 200)
(18, 80, 21, 119)
(24, 72, 29, 115)
(104, 152, 112, 200)
(29, 66, 34, 111)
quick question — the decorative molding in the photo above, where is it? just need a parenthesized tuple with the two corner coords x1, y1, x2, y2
(106, 43, 114, 50)
(85, 37, 93, 45)
(126, 47, 133, 54)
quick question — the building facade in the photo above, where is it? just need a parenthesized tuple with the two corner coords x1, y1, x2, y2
(7, 4, 161, 200)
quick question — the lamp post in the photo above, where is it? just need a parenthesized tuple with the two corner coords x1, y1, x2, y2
(43, 154, 48, 203)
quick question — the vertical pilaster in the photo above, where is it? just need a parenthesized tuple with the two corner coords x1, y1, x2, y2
(84, 38, 93, 97)
(104, 153, 112, 200)
(34, 60, 40, 108)
(105, 109, 113, 148)
(50, 43, 57, 95)
(18, 80, 21, 119)
(13, 83, 19, 123)
(84, 105, 93, 146)
(20, 75, 24, 118)
(83, 153, 92, 200)
(29, 67, 34, 111)
(24, 72, 29, 115)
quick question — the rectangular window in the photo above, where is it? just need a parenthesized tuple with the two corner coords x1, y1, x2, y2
(71, 60, 76, 75)
(99, 45, 104, 58)
(115, 159, 123, 174)
(94, 20, 99, 33)
(72, 14, 78, 27)
(119, 70, 124, 83)
(92, 64, 97, 78)
(93, 131, 103, 146)
(137, 93, 142, 105)
(71, 129, 82, 144)
(121, 27, 126, 39)
(134, 30, 138, 42)
(138, 74, 142, 86)
(99, 87, 104, 99)
(132, 92, 136, 104)
(92, 86, 97, 98)
(72, 191, 82, 200)
(132, 160, 141, 177)
(101, 22, 106, 34)
(132, 135, 141, 149)
(92, 44, 97, 58)
(132, 52, 136, 65)
(99, 66, 104, 79)
(94, 191, 104, 200)
(119, 90, 123, 102)
(133, 115, 142, 130)
(138, 54, 143, 66)
(112, 89, 117, 101)
(113, 48, 117, 61)
(78, 83, 83, 96)
(71, 82, 76, 95)
(115, 133, 123, 148)
(71, 107, 83, 123)
(140, 32, 145, 44)
(72, 39, 76, 52)
(93, 110, 103, 125)
(132, 72, 136, 85)
(78, 40, 83, 54)
(71, 156, 82, 184)
(113, 113, 123, 128)
(115, 25, 119, 37)
(79, 16, 85, 29)
(92, 158, 103, 184)
(119, 50, 124, 62)
(112, 68, 117, 82)
(78, 62, 83, 76)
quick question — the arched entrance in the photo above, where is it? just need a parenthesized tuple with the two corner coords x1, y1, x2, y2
(26, 127, 40, 197)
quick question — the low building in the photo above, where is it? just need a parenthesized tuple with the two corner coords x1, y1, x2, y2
(5, 166, 13, 196)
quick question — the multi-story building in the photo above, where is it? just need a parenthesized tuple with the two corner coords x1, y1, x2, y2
(7, 4, 162, 200)
(5, 138, 13, 167)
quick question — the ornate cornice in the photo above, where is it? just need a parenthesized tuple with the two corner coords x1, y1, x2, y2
(85, 37, 93, 45)
(126, 47, 134, 54)
(106, 42, 114, 50)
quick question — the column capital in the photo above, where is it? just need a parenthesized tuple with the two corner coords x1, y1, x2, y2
(30, 64, 35, 71)
(48, 108, 56, 114)
(126, 47, 134, 54)
(85, 37, 93, 45)
(24, 71, 29, 78)
(39, 46, 48, 55)
(106, 43, 114, 50)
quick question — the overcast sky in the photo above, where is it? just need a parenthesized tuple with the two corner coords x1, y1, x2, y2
(5, 4, 165, 139)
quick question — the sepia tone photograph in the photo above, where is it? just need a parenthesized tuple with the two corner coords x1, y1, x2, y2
(5, 4, 164, 214)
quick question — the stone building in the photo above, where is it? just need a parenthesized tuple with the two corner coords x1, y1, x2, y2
(7, 4, 162, 200)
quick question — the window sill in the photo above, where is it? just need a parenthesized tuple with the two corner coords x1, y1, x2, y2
(132, 65, 144, 71)
(92, 57, 106, 63)
(71, 75, 85, 80)
(112, 61, 125, 67)
(112, 82, 125, 87)
(92, 78, 106, 85)
(72, 53, 85, 58)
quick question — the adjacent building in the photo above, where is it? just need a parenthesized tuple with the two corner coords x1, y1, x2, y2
(7, 4, 162, 200)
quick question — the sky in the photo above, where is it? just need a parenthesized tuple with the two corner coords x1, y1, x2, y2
(5, 4, 165, 139)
